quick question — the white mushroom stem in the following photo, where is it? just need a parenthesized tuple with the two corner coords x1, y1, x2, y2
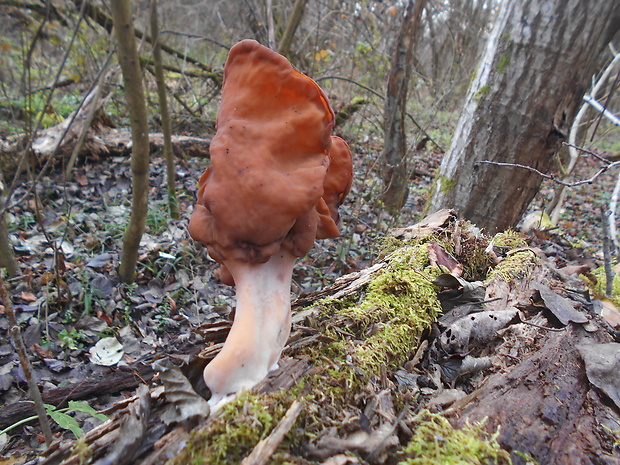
(204, 249, 296, 409)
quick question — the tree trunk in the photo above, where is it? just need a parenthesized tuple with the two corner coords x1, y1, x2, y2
(110, 0, 151, 283)
(0, 164, 19, 276)
(381, 0, 426, 216)
(427, 0, 620, 233)
(276, 0, 308, 58)
(150, 0, 179, 219)
(0, 207, 19, 277)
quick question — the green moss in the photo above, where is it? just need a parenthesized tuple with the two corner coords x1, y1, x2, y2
(475, 85, 491, 100)
(438, 176, 457, 195)
(486, 251, 538, 284)
(589, 266, 620, 306)
(378, 235, 408, 258)
(492, 230, 528, 250)
(169, 392, 289, 465)
(333, 244, 443, 374)
(496, 55, 510, 73)
(69, 436, 92, 465)
(399, 411, 511, 464)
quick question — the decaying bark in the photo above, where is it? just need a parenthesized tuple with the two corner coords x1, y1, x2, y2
(1, 123, 211, 165)
(453, 327, 619, 465)
(32, 210, 620, 464)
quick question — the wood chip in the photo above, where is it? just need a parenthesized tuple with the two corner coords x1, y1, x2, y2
(240, 401, 303, 465)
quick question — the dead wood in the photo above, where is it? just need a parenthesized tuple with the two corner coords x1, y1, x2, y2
(99, 127, 211, 159)
(240, 401, 303, 465)
(1, 124, 212, 179)
(451, 326, 620, 465)
(0, 363, 153, 431)
(0, 342, 205, 430)
(29, 211, 620, 464)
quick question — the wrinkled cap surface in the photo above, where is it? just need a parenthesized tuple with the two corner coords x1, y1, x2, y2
(189, 39, 352, 265)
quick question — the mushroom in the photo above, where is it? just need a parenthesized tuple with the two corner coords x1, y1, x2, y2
(189, 40, 353, 408)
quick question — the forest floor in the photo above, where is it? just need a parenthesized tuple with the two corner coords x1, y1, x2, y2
(0, 136, 619, 463)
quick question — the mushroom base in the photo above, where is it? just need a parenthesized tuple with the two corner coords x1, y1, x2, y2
(204, 249, 296, 410)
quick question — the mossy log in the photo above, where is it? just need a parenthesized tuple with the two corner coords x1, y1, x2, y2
(38, 210, 620, 465)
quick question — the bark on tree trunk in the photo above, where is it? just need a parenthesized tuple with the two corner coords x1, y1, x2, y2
(276, 0, 308, 58)
(427, 0, 620, 233)
(0, 194, 19, 277)
(150, 0, 179, 220)
(110, 0, 151, 284)
(381, 0, 426, 216)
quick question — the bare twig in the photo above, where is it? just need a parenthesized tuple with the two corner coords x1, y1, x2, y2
(0, 273, 53, 446)
(563, 142, 611, 164)
(6, 0, 87, 199)
(315, 76, 444, 152)
(64, 64, 113, 177)
(158, 30, 229, 50)
(591, 63, 620, 140)
(150, 0, 179, 219)
(3, 48, 115, 215)
(76, 0, 220, 83)
(584, 94, 620, 127)
(478, 159, 620, 187)
(547, 49, 620, 223)
(239, 401, 303, 465)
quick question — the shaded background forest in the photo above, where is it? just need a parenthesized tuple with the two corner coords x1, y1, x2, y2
(2, 0, 620, 459)
(0, 0, 511, 292)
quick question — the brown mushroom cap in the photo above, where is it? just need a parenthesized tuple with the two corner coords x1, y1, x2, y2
(316, 136, 353, 239)
(189, 40, 352, 266)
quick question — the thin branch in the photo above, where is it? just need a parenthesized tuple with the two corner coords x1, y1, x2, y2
(5, 0, 87, 201)
(76, 0, 220, 82)
(584, 94, 620, 127)
(158, 30, 229, 50)
(478, 160, 620, 187)
(240, 401, 303, 465)
(316, 75, 444, 152)
(3, 46, 113, 215)
(315, 75, 385, 100)
(591, 63, 620, 140)
(1, 273, 53, 446)
(563, 142, 611, 164)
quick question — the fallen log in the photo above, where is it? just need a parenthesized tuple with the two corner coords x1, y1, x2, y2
(0, 341, 207, 431)
(98, 127, 211, 159)
(25, 211, 620, 464)
(1, 124, 211, 170)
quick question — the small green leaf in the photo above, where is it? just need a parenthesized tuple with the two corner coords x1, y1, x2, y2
(49, 411, 83, 438)
(68, 401, 108, 421)
(44, 403, 57, 412)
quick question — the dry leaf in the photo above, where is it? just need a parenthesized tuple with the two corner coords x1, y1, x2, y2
(20, 291, 36, 302)
(578, 342, 620, 409)
(533, 283, 588, 326)
(599, 299, 620, 328)
(89, 337, 124, 366)
(152, 358, 210, 425)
